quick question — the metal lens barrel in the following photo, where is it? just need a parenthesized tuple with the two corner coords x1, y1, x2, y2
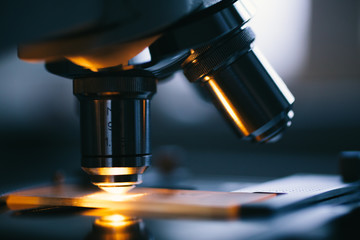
(182, 27, 294, 143)
(74, 76, 156, 188)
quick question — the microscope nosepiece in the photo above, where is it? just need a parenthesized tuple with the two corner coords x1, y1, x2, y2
(74, 75, 156, 191)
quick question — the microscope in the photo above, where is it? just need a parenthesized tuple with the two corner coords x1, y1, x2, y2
(12, 0, 294, 193)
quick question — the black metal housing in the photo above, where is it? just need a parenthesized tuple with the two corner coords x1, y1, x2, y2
(73, 75, 156, 187)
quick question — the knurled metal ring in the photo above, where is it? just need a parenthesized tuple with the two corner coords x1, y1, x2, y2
(82, 155, 152, 168)
(73, 76, 157, 95)
(182, 27, 255, 82)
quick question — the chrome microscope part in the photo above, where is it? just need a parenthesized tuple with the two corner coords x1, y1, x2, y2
(181, 28, 294, 142)
(74, 73, 156, 191)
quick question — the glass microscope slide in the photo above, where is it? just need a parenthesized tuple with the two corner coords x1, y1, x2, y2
(3, 185, 275, 219)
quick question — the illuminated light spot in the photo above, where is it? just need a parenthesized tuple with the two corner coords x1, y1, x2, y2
(287, 110, 294, 119)
(95, 214, 138, 228)
(85, 189, 146, 202)
(99, 186, 135, 194)
(83, 167, 145, 175)
(103, 214, 127, 222)
(203, 76, 210, 81)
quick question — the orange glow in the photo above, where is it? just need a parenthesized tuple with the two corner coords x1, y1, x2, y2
(104, 214, 127, 221)
(86, 191, 146, 203)
(95, 182, 139, 189)
(82, 209, 127, 217)
(95, 214, 137, 228)
(207, 79, 249, 136)
(99, 186, 135, 194)
(83, 167, 145, 175)
(65, 34, 161, 72)
(67, 56, 99, 72)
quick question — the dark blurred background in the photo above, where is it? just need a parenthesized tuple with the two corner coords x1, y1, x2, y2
(1, 0, 360, 190)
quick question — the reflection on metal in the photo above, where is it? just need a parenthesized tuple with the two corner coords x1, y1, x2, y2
(207, 78, 250, 136)
(252, 47, 295, 104)
(83, 167, 147, 176)
(234, 0, 256, 21)
(182, 25, 294, 143)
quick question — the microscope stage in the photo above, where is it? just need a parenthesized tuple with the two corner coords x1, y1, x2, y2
(2, 185, 275, 219)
